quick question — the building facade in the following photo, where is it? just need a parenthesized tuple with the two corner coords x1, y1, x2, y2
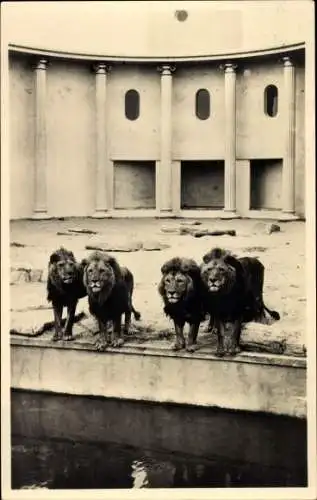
(8, 44, 305, 220)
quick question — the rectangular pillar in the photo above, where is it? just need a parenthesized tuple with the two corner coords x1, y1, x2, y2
(32, 59, 49, 219)
(223, 62, 238, 216)
(92, 63, 111, 218)
(282, 56, 297, 217)
(157, 65, 175, 214)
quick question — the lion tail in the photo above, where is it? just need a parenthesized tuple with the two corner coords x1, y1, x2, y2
(264, 305, 280, 321)
(132, 306, 141, 321)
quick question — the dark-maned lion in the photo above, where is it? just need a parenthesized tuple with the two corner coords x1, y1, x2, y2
(47, 247, 87, 341)
(82, 251, 141, 351)
(200, 247, 280, 357)
(158, 257, 205, 352)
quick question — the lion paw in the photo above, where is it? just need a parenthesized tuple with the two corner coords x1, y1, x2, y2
(63, 333, 74, 341)
(52, 333, 62, 342)
(123, 328, 133, 336)
(172, 341, 185, 351)
(186, 344, 197, 353)
(95, 340, 108, 352)
(215, 347, 225, 357)
(226, 350, 237, 357)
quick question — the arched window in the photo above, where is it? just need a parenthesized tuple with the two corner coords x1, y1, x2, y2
(125, 89, 140, 120)
(264, 85, 278, 117)
(195, 89, 210, 120)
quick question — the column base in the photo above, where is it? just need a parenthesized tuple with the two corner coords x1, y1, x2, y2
(31, 211, 51, 220)
(156, 210, 176, 219)
(278, 212, 300, 222)
(91, 210, 112, 219)
(220, 211, 241, 220)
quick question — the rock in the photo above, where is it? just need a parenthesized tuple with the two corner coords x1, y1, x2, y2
(10, 242, 26, 247)
(160, 226, 180, 234)
(208, 230, 236, 237)
(10, 309, 54, 336)
(243, 246, 267, 253)
(266, 223, 281, 234)
(10, 266, 43, 284)
(193, 229, 209, 238)
(85, 239, 142, 253)
(10, 270, 26, 285)
(29, 269, 43, 282)
(191, 229, 236, 238)
(13, 263, 32, 272)
(68, 228, 98, 235)
(179, 226, 198, 235)
(179, 220, 202, 226)
(142, 241, 170, 251)
(56, 231, 81, 236)
(10, 310, 86, 337)
(241, 322, 306, 358)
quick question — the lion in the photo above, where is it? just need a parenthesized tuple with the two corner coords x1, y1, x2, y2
(82, 251, 141, 351)
(158, 257, 205, 352)
(47, 247, 87, 342)
(200, 247, 280, 357)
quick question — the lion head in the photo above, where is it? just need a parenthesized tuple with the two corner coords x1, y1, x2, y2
(158, 257, 201, 304)
(49, 247, 79, 285)
(83, 251, 122, 299)
(200, 248, 242, 295)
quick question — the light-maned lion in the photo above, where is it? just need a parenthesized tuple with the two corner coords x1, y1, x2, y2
(158, 257, 205, 352)
(200, 247, 280, 357)
(82, 251, 141, 351)
(47, 247, 87, 341)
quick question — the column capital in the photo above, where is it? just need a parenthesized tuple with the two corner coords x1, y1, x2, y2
(93, 62, 112, 75)
(282, 56, 294, 68)
(33, 59, 49, 71)
(220, 62, 238, 73)
(157, 64, 176, 76)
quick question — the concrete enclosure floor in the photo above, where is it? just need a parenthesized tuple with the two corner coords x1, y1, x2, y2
(9, 217, 306, 346)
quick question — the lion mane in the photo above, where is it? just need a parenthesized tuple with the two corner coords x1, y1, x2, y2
(158, 257, 205, 352)
(82, 251, 140, 350)
(47, 247, 87, 341)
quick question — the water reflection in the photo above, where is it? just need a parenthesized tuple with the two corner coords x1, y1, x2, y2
(131, 456, 176, 488)
(11, 391, 307, 489)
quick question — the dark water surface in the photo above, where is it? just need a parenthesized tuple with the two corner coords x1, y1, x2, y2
(11, 390, 307, 489)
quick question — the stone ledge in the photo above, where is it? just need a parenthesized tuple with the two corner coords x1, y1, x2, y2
(10, 337, 307, 418)
(10, 335, 306, 369)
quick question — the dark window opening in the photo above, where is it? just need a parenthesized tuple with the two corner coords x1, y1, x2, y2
(125, 89, 140, 120)
(264, 85, 278, 117)
(195, 89, 210, 120)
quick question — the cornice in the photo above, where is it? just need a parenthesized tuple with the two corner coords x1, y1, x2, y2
(7, 42, 305, 64)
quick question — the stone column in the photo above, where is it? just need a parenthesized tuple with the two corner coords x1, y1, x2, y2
(32, 59, 49, 219)
(282, 56, 296, 216)
(157, 64, 175, 214)
(222, 62, 238, 214)
(92, 62, 111, 217)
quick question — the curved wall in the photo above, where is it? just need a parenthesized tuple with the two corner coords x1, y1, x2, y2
(8, 47, 305, 219)
(2, 1, 311, 58)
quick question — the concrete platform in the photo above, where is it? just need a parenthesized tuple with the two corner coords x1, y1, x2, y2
(11, 334, 306, 419)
